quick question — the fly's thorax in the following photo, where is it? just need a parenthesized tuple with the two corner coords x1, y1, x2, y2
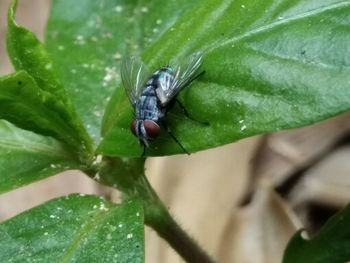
(145, 67, 175, 88)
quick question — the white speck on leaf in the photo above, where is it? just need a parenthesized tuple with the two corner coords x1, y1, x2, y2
(239, 119, 247, 131)
(74, 35, 86, 45)
(93, 110, 102, 117)
(114, 5, 123, 12)
(102, 32, 113, 39)
(127, 233, 133, 239)
(99, 202, 109, 211)
(103, 66, 118, 86)
(113, 52, 122, 60)
(91, 36, 98, 42)
(141, 7, 149, 13)
(45, 63, 52, 70)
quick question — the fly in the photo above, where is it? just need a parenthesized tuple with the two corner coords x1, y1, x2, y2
(121, 51, 205, 156)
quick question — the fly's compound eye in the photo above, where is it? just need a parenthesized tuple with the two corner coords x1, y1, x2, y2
(143, 120, 160, 139)
(130, 120, 138, 137)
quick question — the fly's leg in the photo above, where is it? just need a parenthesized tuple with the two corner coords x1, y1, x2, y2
(139, 140, 146, 157)
(177, 70, 209, 125)
(175, 99, 209, 125)
(161, 120, 190, 155)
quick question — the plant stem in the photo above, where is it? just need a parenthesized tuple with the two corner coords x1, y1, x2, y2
(131, 164, 216, 263)
(147, 205, 216, 263)
(91, 156, 216, 263)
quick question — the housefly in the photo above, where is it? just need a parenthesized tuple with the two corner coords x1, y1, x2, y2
(121, 51, 204, 155)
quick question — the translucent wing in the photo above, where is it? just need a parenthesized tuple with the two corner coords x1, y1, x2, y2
(157, 51, 204, 106)
(121, 56, 150, 106)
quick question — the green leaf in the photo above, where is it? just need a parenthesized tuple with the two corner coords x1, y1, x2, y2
(0, 195, 144, 263)
(7, 0, 68, 105)
(7, 0, 93, 159)
(98, 0, 350, 157)
(45, 0, 200, 142)
(283, 205, 350, 263)
(0, 71, 90, 160)
(0, 120, 79, 194)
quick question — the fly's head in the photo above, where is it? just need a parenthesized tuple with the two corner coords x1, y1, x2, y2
(130, 119, 161, 147)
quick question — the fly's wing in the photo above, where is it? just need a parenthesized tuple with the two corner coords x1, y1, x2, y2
(160, 51, 203, 105)
(121, 56, 150, 106)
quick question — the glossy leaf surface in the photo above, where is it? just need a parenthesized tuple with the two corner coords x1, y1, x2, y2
(283, 205, 350, 263)
(0, 195, 144, 263)
(0, 120, 79, 194)
(98, 0, 350, 156)
(46, 0, 199, 142)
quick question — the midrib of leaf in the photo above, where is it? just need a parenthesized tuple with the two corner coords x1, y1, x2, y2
(58, 206, 113, 263)
(206, 1, 350, 53)
(0, 138, 68, 157)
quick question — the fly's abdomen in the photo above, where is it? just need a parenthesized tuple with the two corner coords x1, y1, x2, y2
(136, 85, 161, 121)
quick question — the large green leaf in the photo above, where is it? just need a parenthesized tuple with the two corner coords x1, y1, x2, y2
(0, 120, 79, 194)
(283, 205, 350, 263)
(98, 0, 350, 156)
(0, 195, 144, 262)
(7, 0, 93, 158)
(45, 0, 200, 142)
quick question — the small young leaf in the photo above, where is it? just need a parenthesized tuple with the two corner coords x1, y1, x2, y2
(0, 120, 80, 194)
(283, 205, 350, 263)
(7, 0, 68, 105)
(7, 0, 93, 159)
(99, 0, 350, 156)
(0, 71, 90, 159)
(0, 195, 144, 262)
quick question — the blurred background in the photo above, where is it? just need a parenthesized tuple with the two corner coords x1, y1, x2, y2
(1, 1, 350, 262)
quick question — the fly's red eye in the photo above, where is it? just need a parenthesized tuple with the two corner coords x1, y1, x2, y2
(130, 120, 137, 137)
(143, 120, 160, 139)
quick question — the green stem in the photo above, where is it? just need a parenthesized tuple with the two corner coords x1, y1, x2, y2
(88, 156, 216, 263)
(147, 204, 216, 263)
